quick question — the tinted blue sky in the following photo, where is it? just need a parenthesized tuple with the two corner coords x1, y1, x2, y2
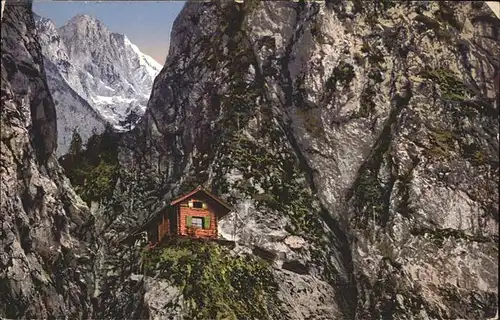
(33, 1, 186, 64)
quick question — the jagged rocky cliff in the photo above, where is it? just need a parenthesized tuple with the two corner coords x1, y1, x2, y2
(1, 1, 499, 320)
(100, 1, 498, 319)
(34, 13, 162, 156)
(0, 3, 98, 319)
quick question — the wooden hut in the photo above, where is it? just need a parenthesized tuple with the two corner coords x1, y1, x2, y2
(130, 185, 232, 244)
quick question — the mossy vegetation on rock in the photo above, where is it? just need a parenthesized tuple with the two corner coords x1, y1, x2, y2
(354, 39, 386, 119)
(210, 112, 357, 316)
(142, 238, 284, 320)
(215, 132, 322, 240)
(174, 1, 261, 197)
(355, 260, 447, 320)
(425, 128, 458, 159)
(420, 68, 474, 101)
(410, 227, 498, 247)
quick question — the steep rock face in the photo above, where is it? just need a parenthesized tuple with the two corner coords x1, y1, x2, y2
(101, 1, 499, 319)
(34, 14, 162, 156)
(0, 3, 98, 319)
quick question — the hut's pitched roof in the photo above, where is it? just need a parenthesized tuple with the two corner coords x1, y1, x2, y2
(170, 185, 232, 211)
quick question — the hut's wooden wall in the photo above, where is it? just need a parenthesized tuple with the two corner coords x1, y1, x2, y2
(178, 198, 218, 239)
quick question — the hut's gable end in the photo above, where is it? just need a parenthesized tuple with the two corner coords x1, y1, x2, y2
(170, 186, 232, 217)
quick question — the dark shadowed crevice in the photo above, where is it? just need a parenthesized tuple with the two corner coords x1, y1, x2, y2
(348, 82, 413, 228)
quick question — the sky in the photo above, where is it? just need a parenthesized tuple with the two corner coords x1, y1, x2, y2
(33, 1, 186, 65)
(485, 1, 500, 19)
(30, 1, 499, 65)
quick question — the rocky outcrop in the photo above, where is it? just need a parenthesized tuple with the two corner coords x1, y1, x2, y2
(103, 1, 498, 319)
(0, 3, 97, 319)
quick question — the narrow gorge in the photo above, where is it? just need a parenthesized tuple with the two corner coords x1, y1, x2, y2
(1, 1, 498, 319)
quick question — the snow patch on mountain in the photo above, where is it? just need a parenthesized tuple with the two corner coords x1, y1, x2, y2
(43, 58, 107, 156)
(124, 36, 161, 80)
(34, 13, 162, 155)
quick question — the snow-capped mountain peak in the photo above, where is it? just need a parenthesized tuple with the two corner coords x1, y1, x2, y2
(124, 35, 163, 77)
(34, 12, 163, 155)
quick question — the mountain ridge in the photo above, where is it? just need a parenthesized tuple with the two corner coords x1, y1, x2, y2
(34, 12, 162, 156)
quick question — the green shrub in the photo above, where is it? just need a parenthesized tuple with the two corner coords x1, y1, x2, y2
(75, 159, 118, 202)
(425, 129, 457, 159)
(420, 68, 473, 101)
(332, 62, 355, 87)
(142, 239, 283, 320)
(59, 126, 119, 204)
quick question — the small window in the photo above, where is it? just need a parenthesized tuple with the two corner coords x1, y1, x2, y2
(192, 217, 203, 228)
(193, 201, 203, 209)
